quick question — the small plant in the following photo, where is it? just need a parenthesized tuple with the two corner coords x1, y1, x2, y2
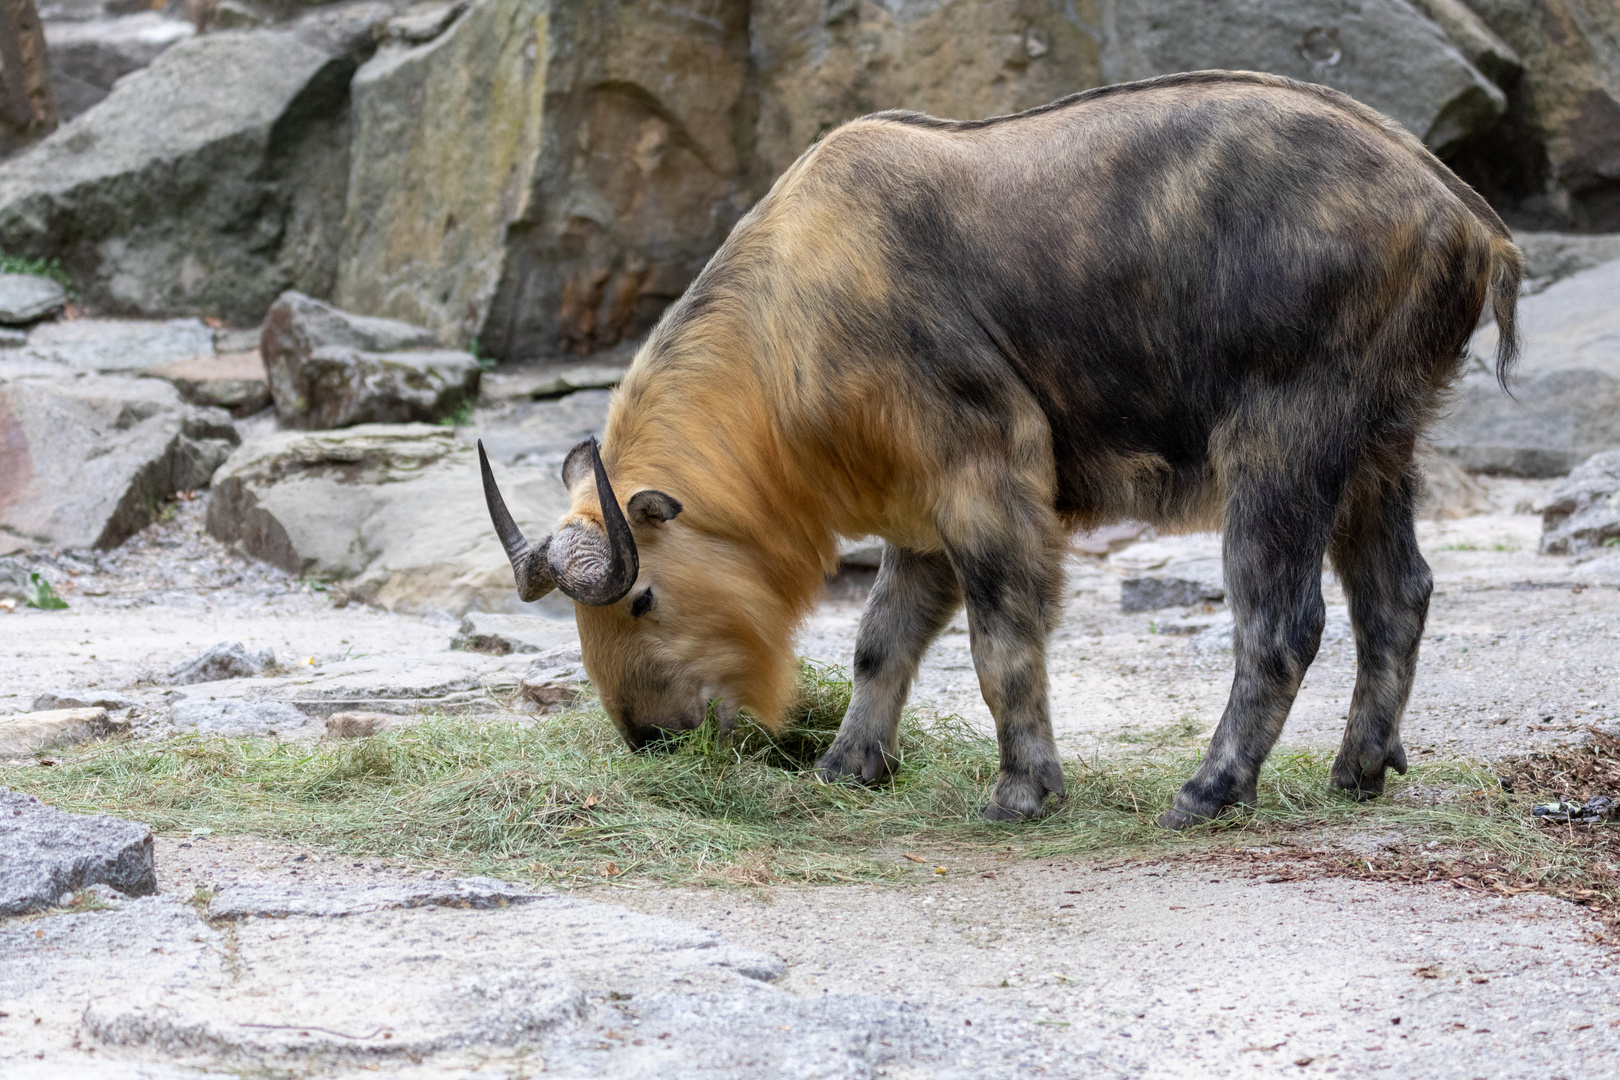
(0, 251, 76, 296)
(468, 336, 498, 371)
(1604, 537, 1620, 549)
(438, 399, 477, 428)
(25, 571, 68, 610)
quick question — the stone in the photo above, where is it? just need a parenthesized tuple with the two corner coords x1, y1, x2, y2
(455, 611, 576, 654)
(324, 710, 410, 738)
(471, 388, 610, 470)
(42, 12, 194, 121)
(280, 654, 525, 717)
(0, 272, 66, 324)
(0, 326, 26, 346)
(0, 21, 370, 324)
(1110, 535, 1226, 613)
(0, 707, 127, 756)
(1072, 521, 1152, 556)
(206, 422, 575, 617)
(479, 359, 631, 403)
(1418, 443, 1495, 519)
(208, 876, 543, 919)
(142, 350, 270, 416)
(168, 699, 313, 737)
(30, 691, 137, 711)
(261, 291, 480, 428)
(1434, 259, 1620, 476)
(166, 641, 276, 684)
(0, 375, 239, 551)
(0, 787, 156, 915)
(1513, 232, 1620, 293)
(24, 317, 215, 371)
(520, 660, 586, 711)
(1541, 450, 1620, 556)
(1121, 575, 1227, 614)
(836, 536, 885, 570)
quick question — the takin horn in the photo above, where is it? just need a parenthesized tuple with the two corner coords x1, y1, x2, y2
(478, 437, 639, 607)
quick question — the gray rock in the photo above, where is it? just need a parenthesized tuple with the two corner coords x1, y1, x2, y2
(0, 556, 30, 599)
(479, 360, 631, 403)
(168, 699, 312, 737)
(0, 24, 367, 324)
(208, 876, 543, 919)
(142, 350, 271, 416)
(455, 612, 577, 655)
(0, 375, 239, 551)
(1435, 259, 1620, 476)
(471, 388, 611, 471)
(1513, 232, 1620, 292)
(31, 691, 138, 711)
(261, 291, 480, 428)
(1541, 451, 1620, 555)
(167, 641, 277, 684)
(0, 273, 67, 324)
(1110, 536, 1226, 612)
(42, 13, 195, 121)
(1121, 574, 1226, 614)
(0, 326, 27, 346)
(521, 656, 587, 711)
(0, 787, 156, 916)
(837, 536, 886, 569)
(283, 655, 514, 717)
(206, 423, 574, 617)
(25, 317, 214, 371)
(0, 707, 129, 756)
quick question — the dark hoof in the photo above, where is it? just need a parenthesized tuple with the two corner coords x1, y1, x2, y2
(1160, 782, 1256, 829)
(981, 765, 1066, 822)
(815, 741, 894, 785)
(1331, 743, 1408, 802)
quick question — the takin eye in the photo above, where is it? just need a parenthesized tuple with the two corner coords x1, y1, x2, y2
(630, 589, 655, 618)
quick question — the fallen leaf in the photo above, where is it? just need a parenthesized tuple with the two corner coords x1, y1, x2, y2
(901, 853, 927, 864)
(1294, 1059, 1313, 1067)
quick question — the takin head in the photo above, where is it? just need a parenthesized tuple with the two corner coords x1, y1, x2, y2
(478, 437, 799, 749)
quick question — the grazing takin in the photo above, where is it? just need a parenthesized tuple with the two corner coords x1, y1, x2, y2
(479, 70, 1521, 826)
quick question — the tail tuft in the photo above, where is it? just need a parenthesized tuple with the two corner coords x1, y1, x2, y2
(1489, 238, 1522, 392)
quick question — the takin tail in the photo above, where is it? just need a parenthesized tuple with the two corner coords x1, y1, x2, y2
(1487, 234, 1523, 392)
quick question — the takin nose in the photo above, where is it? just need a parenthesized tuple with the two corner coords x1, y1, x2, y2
(617, 704, 702, 752)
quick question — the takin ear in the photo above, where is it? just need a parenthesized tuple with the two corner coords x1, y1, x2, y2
(627, 490, 682, 527)
(560, 439, 596, 491)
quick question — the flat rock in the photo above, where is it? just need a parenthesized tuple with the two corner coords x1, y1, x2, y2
(1435, 258, 1620, 476)
(455, 611, 578, 654)
(0, 273, 67, 324)
(166, 640, 276, 684)
(521, 655, 588, 711)
(168, 699, 313, 738)
(25, 317, 215, 372)
(1515, 231, 1620, 291)
(0, 707, 127, 756)
(1110, 535, 1226, 612)
(480, 361, 631, 402)
(0, 788, 156, 915)
(0, 375, 238, 551)
(30, 691, 138, 711)
(143, 350, 270, 415)
(206, 423, 574, 617)
(42, 12, 195, 121)
(472, 389, 612, 471)
(837, 536, 885, 569)
(208, 876, 544, 919)
(1541, 450, 1620, 555)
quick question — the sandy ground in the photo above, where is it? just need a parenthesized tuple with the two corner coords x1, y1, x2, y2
(3, 476, 1619, 1078)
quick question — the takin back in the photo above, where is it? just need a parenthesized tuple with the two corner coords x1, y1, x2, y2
(480, 70, 1521, 826)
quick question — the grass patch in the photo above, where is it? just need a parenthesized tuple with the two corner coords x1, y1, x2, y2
(2, 663, 1615, 915)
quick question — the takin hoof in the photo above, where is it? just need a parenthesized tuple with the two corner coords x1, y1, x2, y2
(981, 765, 1066, 821)
(1330, 743, 1408, 802)
(815, 741, 895, 785)
(1158, 783, 1257, 830)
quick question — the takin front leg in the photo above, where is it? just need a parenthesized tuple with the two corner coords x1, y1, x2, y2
(1327, 465, 1429, 799)
(817, 546, 962, 783)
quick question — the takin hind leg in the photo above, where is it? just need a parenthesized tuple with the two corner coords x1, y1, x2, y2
(1160, 439, 1349, 828)
(817, 546, 961, 783)
(1327, 464, 1429, 799)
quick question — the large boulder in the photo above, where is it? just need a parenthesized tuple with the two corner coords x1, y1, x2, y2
(0, 375, 238, 551)
(205, 422, 575, 616)
(1540, 450, 1620, 555)
(260, 291, 480, 428)
(0, 15, 378, 323)
(750, 0, 1505, 185)
(42, 12, 195, 121)
(0, 788, 156, 916)
(1432, 258, 1620, 476)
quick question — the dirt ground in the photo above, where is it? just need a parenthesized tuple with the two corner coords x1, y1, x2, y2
(3, 475, 1619, 1078)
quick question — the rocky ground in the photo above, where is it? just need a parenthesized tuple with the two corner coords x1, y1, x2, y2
(2, 470, 1618, 1079)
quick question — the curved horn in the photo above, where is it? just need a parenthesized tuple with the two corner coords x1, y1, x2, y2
(479, 440, 557, 601)
(550, 437, 639, 606)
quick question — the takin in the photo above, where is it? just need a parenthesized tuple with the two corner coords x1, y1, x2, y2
(479, 69, 1521, 826)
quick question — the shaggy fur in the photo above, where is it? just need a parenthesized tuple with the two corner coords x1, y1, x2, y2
(543, 70, 1521, 822)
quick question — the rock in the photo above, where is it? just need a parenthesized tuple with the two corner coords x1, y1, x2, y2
(751, 0, 1503, 187)
(24, 317, 215, 371)
(520, 659, 586, 711)
(206, 422, 575, 617)
(209, 876, 542, 919)
(1434, 259, 1620, 476)
(1110, 535, 1225, 613)
(1072, 521, 1152, 556)
(1445, 0, 1620, 231)
(42, 12, 194, 122)
(479, 359, 631, 403)
(1419, 443, 1495, 519)
(0, 326, 27, 347)
(0, 375, 239, 551)
(281, 654, 526, 717)
(143, 350, 270, 416)
(455, 612, 574, 654)
(471, 388, 610, 470)
(0, 707, 128, 756)
(166, 641, 276, 684)
(324, 710, 409, 738)
(168, 699, 312, 737)
(261, 291, 480, 428)
(0, 22, 369, 323)
(1541, 451, 1620, 555)
(1513, 232, 1620, 293)
(30, 691, 137, 711)
(1121, 575, 1226, 614)
(0, 787, 156, 915)
(836, 536, 885, 570)
(0, 272, 67, 324)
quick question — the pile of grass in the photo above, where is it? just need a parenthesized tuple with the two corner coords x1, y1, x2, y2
(2, 662, 1611, 898)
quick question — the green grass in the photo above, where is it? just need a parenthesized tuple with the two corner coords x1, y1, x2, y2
(0, 663, 1608, 899)
(0, 251, 75, 296)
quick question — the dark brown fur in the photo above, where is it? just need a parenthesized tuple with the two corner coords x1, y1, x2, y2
(544, 70, 1520, 822)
